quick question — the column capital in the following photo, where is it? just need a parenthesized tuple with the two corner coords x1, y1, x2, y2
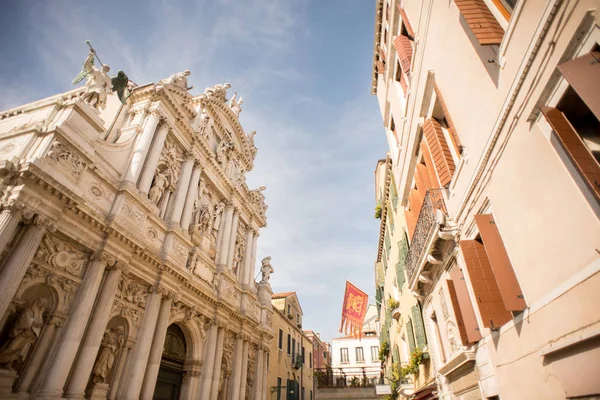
(193, 159, 203, 168)
(28, 214, 56, 231)
(148, 105, 165, 120)
(91, 251, 118, 267)
(0, 199, 24, 215)
(48, 313, 67, 327)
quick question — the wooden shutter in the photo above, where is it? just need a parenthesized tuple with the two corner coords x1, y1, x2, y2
(420, 141, 442, 189)
(453, 0, 505, 46)
(396, 235, 409, 289)
(394, 35, 414, 74)
(541, 107, 600, 201)
(408, 188, 425, 218)
(393, 345, 400, 364)
(460, 240, 512, 328)
(474, 214, 526, 311)
(405, 208, 417, 240)
(447, 272, 482, 344)
(411, 304, 428, 348)
(376, 60, 386, 75)
(434, 83, 462, 155)
(397, 5, 415, 38)
(423, 119, 456, 187)
(557, 51, 600, 121)
(406, 319, 416, 353)
(415, 163, 434, 193)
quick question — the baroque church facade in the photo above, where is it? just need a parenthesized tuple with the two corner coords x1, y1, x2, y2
(0, 66, 274, 400)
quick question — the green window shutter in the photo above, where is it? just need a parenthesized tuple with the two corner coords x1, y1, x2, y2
(385, 232, 392, 255)
(411, 304, 428, 348)
(376, 287, 382, 313)
(395, 235, 409, 291)
(393, 345, 400, 364)
(406, 319, 416, 353)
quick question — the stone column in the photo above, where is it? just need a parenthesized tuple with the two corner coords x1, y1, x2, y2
(209, 327, 225, 400)
(167, 156, 194, 225)
(63, 264, 123, 399)
(229, 336, 244, 400)
(216, 205, 234, 268)
(121, 290, 162, 400)
(199, 323, 218, 400)
(0, 216, 49, 321)
(37, 253, 112, 399)
(238, 341, 249, 400)
(226, 211, 239, 270)
(124, 109, 162, 185)
(261, 350, 269, 400)
(109, 340, 133, 400)
(137, 124, 169, 195)
(0, 205, 22, 257)
(140, 295, 173, 399)
(16, 315, 63, 394)
(253, 349, 263, 400)
(242, 228, 254, 285)
(249, 232, 259, 285)
(180, 360, 202, 400)
(180, 162, 202, 231)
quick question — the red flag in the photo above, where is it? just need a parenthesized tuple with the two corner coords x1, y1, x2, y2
(339, 281, 369, 338)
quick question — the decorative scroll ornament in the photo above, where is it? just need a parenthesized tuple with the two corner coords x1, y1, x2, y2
(46, 141, 87, 181)
(115, 276, 148, 308)
(34, 235, 88, 278)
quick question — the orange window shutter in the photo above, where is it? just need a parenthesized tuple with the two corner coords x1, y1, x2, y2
(376, 61, 386, 75)
(420, 141, 441, 189)
(557, 51, 600, 121)
(453, 0, 505, 46)
(459, 240, 512, 328)
(408, 188, 425, 217)
(433, 83, 462, 155)
(448, 269, 482, 344)
(474, 214, 526, 311)
(541, 107, 600, 202)
(423, 119, 456, 187)
(393, 35, 414, 74)
(397, 5, 415, 38)
(415, 163, 434, 193)
(405, 209, 417, 240)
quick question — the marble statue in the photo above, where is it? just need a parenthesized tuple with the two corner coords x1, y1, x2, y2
(91, 326, 125, 383)
(216, 141, 232, 166)
(260, 256, 274, 283)
(149, 171, 168, 205)
(197, 205, 213, 234)
(159, 70, 193, 91)
(229, 92, 243, 116)
(0, 298, 47, 370)
(232, 242, 245, 274)
(76, 50, 112, 111)
(203, 83, 231, 102)
(213, 202, 225, 232)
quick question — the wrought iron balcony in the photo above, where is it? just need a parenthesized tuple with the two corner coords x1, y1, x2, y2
(405, 189, 455, 290)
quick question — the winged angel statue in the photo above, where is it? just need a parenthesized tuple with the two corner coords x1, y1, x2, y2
(72, 41, 130, 111)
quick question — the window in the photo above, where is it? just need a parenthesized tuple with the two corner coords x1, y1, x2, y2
(276, 377, 282, 400)
(287, 305, 292, 316)
(370, 346, 379, 362)
(340, 348, 349, 363)
(356, 347, 364, 363)
(292, 338, 296, 362)
(287, 334, 291, 355)
(302, 387, 305, 400)
(278, 329, 283, 350)
(310, 390, 313, 400)
(309, 352, 313, 368)
(542, 48, 600, 202)
(302, 346, 306, 364)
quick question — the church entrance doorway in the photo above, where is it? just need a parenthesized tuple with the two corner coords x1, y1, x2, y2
(153, 324, 187, 400)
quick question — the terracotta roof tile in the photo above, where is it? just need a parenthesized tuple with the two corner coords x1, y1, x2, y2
(272, 291, 296, 299)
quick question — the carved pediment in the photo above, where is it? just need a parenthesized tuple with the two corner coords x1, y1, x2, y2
(34, 234, 88, 278)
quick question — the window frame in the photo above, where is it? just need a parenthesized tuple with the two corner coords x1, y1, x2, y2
(355, 347, 365, 363)
(340, 347, 349, 364)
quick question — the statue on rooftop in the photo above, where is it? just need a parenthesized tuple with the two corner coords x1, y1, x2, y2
(229, 92, 243, 116)
(203, 83, 231, 102)
(159, 70, 193, 91)
(260, 256, 274, 283)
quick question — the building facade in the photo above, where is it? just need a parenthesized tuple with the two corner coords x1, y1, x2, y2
(0, 68, 274, 400)
(372, 0, 600, 399)
(330, 305, 382, 387)
(267, 292, 313, 400)
(303, 330, 330, 371)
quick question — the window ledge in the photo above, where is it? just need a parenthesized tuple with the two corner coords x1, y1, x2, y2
(437, 349, 476, 376)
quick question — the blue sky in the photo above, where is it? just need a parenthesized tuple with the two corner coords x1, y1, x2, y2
(0, 0, 388, 342)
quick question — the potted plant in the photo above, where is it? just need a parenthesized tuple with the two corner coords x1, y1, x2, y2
(375, 203, 382, 219)
(387, 298, 401, 320)
(379, 341, 390, 363)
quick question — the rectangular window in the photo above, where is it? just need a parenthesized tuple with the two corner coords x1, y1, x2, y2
(356, 347, 364, 363)
(302, 346, 306, 364)
(277, 377, 282, 400)
(292, 338, 296, 362)
(310, 390, 313, 400)
(278, 329, 283, 350)
(302, 387, 305, 400)
(340, 348, 349, 363)
(287, 334, 291, 355)
(309, 352, 313, 368)
(370, 346, 379, 362)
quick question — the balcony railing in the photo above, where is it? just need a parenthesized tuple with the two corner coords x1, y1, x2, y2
(315, 367, 381, 389)
(405, 189, 447, 285)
